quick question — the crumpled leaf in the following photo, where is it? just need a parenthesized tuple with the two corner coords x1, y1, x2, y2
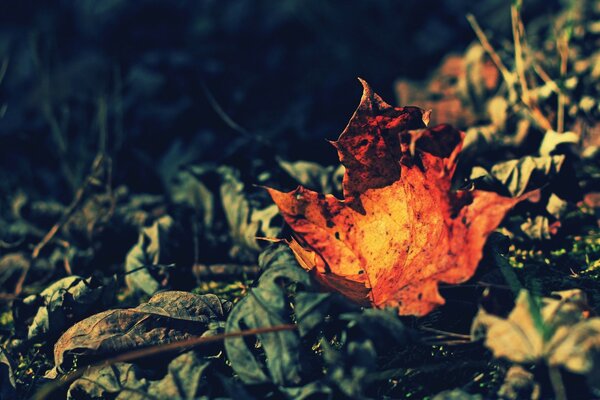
(220, 166, 281, 260)
(497, 365, 540, 400)
(0, 346, 16, 400)
(278, 158, 344, 195)
(226, 245, 408, 397)
(322, 308, 408, 398)
(268, 79, 533, 316)
(166, 164, 217, 233)
(469, 155, 566, 198)
(53, 291, 231, 373)
(539, 130, 580, 156)
(321, 338, 375, 399)
(124, 215, 175, 295)
(472, 289, 600, 376)
(518, 215, 560, 241)
(13, 275, 116, 341)
(224, 244, 314, 387)
(67, 351, 215, 400)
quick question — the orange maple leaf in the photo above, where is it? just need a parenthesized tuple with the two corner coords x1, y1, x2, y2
(267, 79, 534, 316)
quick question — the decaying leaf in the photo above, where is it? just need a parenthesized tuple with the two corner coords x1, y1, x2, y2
(268, 79, 534, 316)
(472, 289, 600, 377)
(278, 158, 344, 195)
(124, 215, 175, 295)
(53, 291, 231, 373)
(67, 351, 215, 400)
(13, 275, 116, 341)
(497, 365, 540, 400)
(469, 155, 567, 198)
(220, 166, 282, 260)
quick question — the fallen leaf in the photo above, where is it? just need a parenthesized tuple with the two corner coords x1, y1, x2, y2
(497, 365, 540, 400)
(472, 289, 600, 377)
(124, 215, 175, 295)
(224, 245, 314, 386)
(220, 166, 281, 259)
(13, 275, 116, 341)
(469, 155, 567, 197)
(278, 158, 344, 195)
(67, 351, 215, 400)
(53, 291, 231, 373)
(267, 79, 533, 316)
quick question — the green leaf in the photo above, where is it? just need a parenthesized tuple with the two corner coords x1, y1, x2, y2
(319, 308, 407, 398)
(224, 245, 312, 386)
(124, 215, 175, 295)
(294, 292, 335, 336)
(53, 291, 231, 373)
(339, 308, 408, 350)
(13, 275, 116, 341)
(322, 339, 376, 399)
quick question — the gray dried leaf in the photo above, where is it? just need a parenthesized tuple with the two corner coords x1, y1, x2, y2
(470, 155, 566, 197)
(67, 351, 213, 400)
(124, 215, 174, 295)
(472, 289, 600, 377)
(278, 158, 344, 195)
(14, 275, 116, 341)
(219, 167, 281, 260)
(54, 291, 231, 373)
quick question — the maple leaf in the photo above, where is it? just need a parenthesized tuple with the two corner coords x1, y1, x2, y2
(267, 79, 535, 316)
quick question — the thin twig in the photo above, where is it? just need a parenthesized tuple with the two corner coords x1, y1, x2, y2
(193, 263, 261, 279)
(200, 82, 251, 137)
(557, 29, 570, 133)
(467, 13, 553, 131)
(421, 339, 472, 346)
(419, 326, 471, 340)
(532, 61, 562, 95)
(511, 4, 554, 131)
(32, 323, 297, 400)
(511, 3, 531, 106)
(200, 81, 272, 149)
(0, 57, 8, 86)
(17, 156, 107, 295)
(466, 14, 515, 93)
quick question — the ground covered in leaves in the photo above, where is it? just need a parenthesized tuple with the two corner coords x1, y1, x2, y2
(1, 1, 600, 399)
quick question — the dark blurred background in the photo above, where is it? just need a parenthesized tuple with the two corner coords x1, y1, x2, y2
(0, 0, 559, 203)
